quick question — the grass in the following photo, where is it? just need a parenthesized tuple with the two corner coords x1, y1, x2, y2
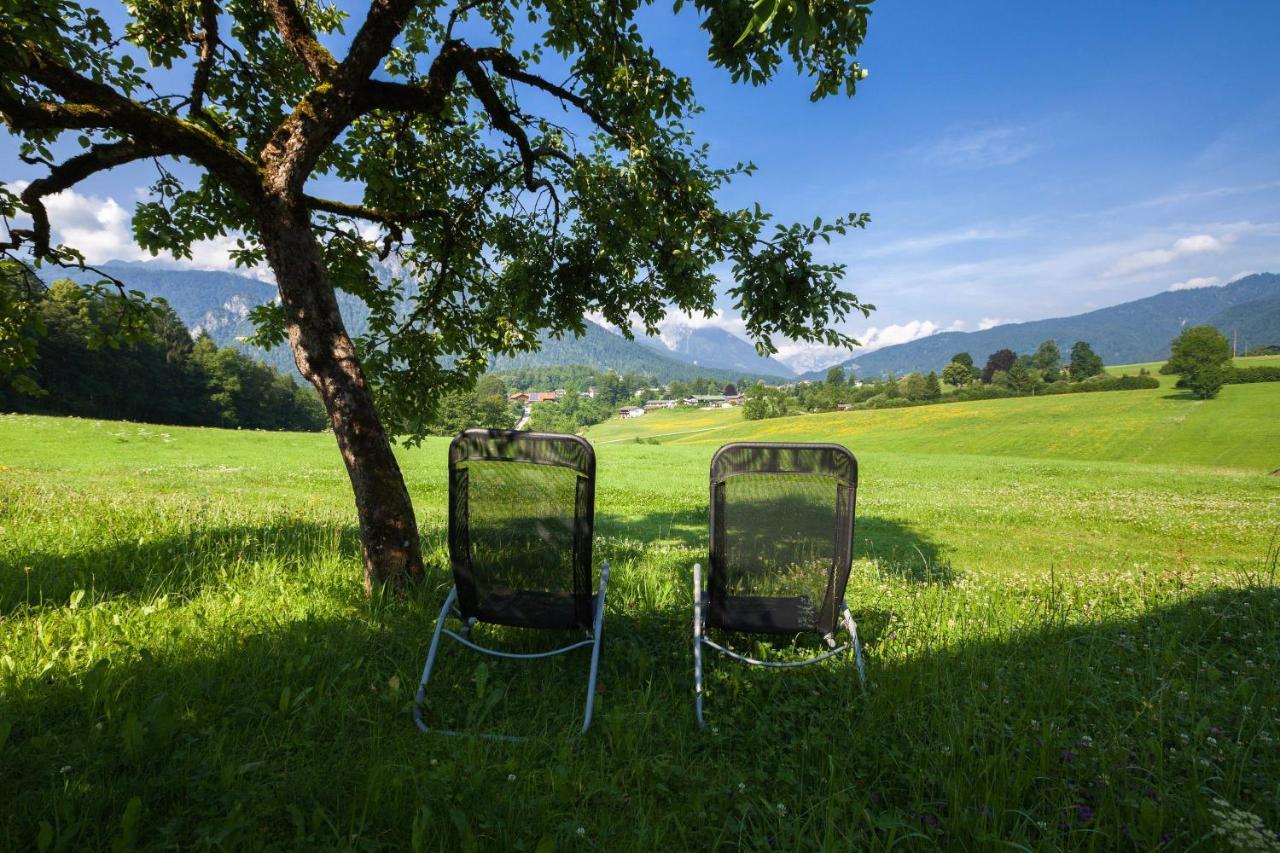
(2, 373, 1279, 850)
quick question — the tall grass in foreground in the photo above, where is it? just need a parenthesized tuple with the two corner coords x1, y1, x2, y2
(2, 413, 1279, 849)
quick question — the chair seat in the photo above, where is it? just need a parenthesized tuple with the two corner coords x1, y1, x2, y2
(707, 594, 819, 635)
(473, 588, 596, 630)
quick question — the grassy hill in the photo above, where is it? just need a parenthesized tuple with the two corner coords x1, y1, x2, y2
(803, 272, 1280, 378)
(3, 375, 1278, 847)
(590, 355, 1280, 473)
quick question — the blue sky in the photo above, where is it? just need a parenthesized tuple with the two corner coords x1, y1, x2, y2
(7, 1, 1279, 370)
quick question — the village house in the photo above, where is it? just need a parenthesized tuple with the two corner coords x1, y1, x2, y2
(509, 390, 558, 404)
(644, 399, 678, 410)
(618, 406, 646, 419)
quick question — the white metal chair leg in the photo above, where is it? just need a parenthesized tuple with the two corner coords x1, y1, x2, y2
(841, 601, 867, 692)
(579, 561, 610, 734)
(415, 564, 611, 737)
(693, 562, 706, 727)
(413, 586, 458, 733)
(693, 571, 869, 727)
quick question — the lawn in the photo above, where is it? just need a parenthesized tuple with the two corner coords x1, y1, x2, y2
(2, 377, 1279, 849)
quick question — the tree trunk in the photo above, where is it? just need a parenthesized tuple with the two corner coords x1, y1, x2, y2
(257, 197, 424, 593)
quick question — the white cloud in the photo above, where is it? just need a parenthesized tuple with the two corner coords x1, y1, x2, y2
(1167, 275, 1222, 291)
(977, 317, 1013, 330)
(1106, 233, 1232, 277)
(5, 185, 264, 277)
(916, 126, 1035, 169)
(854, 319, 947, 352)
(856, 225, 1028, 259)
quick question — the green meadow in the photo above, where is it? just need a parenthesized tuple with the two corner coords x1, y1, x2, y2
(2, 371, 1279, 849)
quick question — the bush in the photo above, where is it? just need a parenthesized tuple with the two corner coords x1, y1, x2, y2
(1225, 365, 1280, 384)
(1042, 374, 1160, 395)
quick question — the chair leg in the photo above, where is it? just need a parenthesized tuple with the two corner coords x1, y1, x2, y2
(841, 601, 867, 692)
(413, 586, 459, 733)
(579, 561, 610, 735)
(693, 562, 706, 728)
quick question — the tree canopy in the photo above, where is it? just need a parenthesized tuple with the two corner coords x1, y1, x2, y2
(1166, 325, 1231, 400)
(1068, 341, 1105, 381)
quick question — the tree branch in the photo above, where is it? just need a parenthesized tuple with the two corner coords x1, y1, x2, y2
(337, 0, 418, 87)
(461, 63, 572, 196)
(189, 0, 222, 118)
(1, 42, 259, 193)
(360, 42, 504, 118)
(11, 141, 162, 257)
(262, 0, 338, 79)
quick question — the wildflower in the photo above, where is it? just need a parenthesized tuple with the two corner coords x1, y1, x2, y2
(776, 803, 788, 816)
(576, 827, 586, 837)
(1029, 719, 1040, 732)
(1078, 735, 1094, 749)
(507, 773, 516, 782)
(737, 782, 746, 793)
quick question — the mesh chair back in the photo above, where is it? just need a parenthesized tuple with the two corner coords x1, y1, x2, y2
(449, 430, 595, 629)
(708, 443, 857, 635)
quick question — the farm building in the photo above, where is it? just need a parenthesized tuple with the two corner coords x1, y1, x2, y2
(508, 390, 559, 404)
(618, 406, 646, 419)
(644, 399, 678, 410)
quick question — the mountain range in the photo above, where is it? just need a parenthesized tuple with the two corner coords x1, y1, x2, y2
(41, 262, 782, 383)
(42, 263, 1280, 383)
(799, 273, 1280, 379)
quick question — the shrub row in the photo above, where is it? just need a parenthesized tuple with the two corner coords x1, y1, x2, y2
(1225, 365, 1280, 384)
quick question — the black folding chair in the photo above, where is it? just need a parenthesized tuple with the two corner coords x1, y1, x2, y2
(413, 429, 609, 737)
(692, 442, 866, 726)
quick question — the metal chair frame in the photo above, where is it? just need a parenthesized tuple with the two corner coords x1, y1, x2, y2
(413, 561, 609, 738)
(692, 441, 867, 727)
(413, 429, 607, 739)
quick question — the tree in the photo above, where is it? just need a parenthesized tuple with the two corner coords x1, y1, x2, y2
(1166, 325, 1231, 399)
(0, 1, 875, 591)
(722, 383, 738, 397)
(902, 372, 927, 401)
(1030, 339, 1061, 377)
(742, 382, 791, 420)
(981, 349, 1016, 384)
(942, 360, 971, 388)
(923, 371, 942, 401)
(825, 366, 846, 386)
(950, 352, 974, 370)
(1005, 360, 1036, 393)
(1068, 341, 1105, 381)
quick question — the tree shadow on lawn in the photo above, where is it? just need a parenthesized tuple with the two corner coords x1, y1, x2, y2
(0, 519, 370, 614)
(6, 555, 1274, 850)
(597, 507, 954, 585)
(2, 499, 949, 619)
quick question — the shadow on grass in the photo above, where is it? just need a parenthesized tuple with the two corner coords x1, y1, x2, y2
(4, 574, 1276, 849)
(598, 507, 953, 585)
(0, 520, 367, 614)
(3, 501, 951, 618)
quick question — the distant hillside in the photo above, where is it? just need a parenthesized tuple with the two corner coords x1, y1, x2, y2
(803, 273, 1280, 378)
(42, 262, 770, 383)
(637, 325, 794, 378)
(1205, 294, 1280, 352)
(48, 262, 304, 374)
(489, 320, 773, 383)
